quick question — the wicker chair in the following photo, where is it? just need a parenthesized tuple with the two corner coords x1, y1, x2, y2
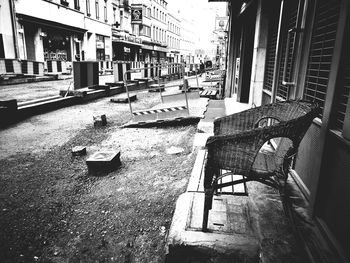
(202, 100, 319, 231)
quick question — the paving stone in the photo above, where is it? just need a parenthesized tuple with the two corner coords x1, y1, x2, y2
(72, 146, 86, 156)
(86, 150, 121, 175)
(166, 146, 184, 155)
(105, 82, 124, 87)
(59, 89, 87, 97)
(148, 84, 165, 92)
(88, 85, 110, 91)
(93, 114, 107, 127)
(110, 94, 137, 103)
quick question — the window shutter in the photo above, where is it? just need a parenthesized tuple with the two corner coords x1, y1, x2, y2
(303, 0, 341, 116)
(263, 4, 280, 92)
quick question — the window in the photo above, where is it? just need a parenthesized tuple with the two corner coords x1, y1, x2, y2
(263, 4, 279, 93)
(95, 0, 99, 19)
(104, 0, 107, 22)
(74, 0, 80, 10)
(96, 34, 105, 60)
(141, 25, 151, 37)
(0, 34, 5, 58)
(86, 0, 91, 16)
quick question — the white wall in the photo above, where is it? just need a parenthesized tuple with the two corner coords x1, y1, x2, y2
(15, 0, 85, 30)
(0, 0, 16, 58)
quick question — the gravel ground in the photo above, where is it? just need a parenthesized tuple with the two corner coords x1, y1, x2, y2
(0, 83, 199, 263)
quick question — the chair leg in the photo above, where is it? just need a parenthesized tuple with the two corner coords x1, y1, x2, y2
(202, 188, 213, 232)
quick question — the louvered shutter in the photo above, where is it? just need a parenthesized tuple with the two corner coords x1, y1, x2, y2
(263, 3, 280, 92)
(303, 0, 341, 116)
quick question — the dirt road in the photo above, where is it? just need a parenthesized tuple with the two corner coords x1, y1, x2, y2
(0, 87, 198, 263)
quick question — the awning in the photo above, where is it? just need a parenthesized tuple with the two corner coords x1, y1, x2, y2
(112, 38, 142, 47)
(141, 44, 154, 51)
(153, 46, 168, 53)
(17, 14, 86, 34)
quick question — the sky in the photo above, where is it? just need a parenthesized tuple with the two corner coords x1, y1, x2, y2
(167, 0, 227, 51)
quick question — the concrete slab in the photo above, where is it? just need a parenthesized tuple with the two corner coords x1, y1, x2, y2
(165, 192, 260, 263)
(86, 150, 121, 175)
(197, 121, 214, 134)
(201, 108, 226, 122)
(224, 97, 250, 115)
(192, 133, 211, 148)
(162, 91, 200, 104)
(105, 81, 124, 87)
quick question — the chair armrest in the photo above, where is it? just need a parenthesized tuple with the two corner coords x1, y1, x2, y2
(205, 130, 265, 176)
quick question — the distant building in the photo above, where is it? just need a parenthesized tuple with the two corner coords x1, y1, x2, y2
(178, 16, 196, 66)
(0, 0, 17, 59)
(13, 0, 113, 62)
(112, 0, 142, 61)
(0, 0, 206, 71)
(130, 0, 168, 63)
(166, 12, 180, 63)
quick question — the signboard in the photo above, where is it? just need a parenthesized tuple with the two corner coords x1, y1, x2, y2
(124, 47, 131, 53)
(131, 8, 142, 23)
(96, 41, 105, 49)
(215, 16, 229, 32)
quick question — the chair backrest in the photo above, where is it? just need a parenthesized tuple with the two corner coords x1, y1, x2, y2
(207, 100, 319, 177)
(253, 100, 320, 175)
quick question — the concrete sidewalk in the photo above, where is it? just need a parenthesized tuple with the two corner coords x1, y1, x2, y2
(165, 98, 310, 263)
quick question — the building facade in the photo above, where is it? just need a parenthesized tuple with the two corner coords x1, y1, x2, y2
(1, 0, 203, 75)
(13, 0, 113, 63)
(0, 0, 17, 59)
(179, 16, 196, 66)
(112, 0, 142, 61)
(218, 0, 350, 261)
(166, 13, 180, 63)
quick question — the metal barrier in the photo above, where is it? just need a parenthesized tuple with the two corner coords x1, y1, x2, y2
(113, 61, 183, 83)
(46, 60, 71, 74)
(73, 61, 99, 90)
(123, 63, 188, 118)
(21, 60, 44, 75)
(99, 60, 113, 75)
